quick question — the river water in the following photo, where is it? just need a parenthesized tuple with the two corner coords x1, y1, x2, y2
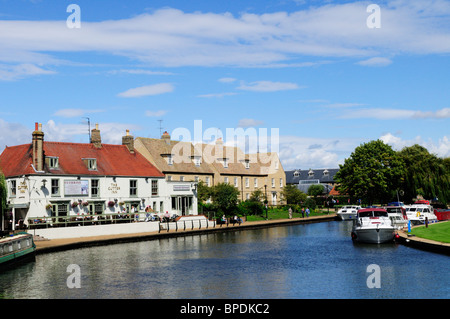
(0, 221, 449, 299)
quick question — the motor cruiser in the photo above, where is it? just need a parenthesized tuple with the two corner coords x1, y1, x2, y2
(336, 205, 361, 220)
(405, 202, 438, 225)
(384, 206, 408, 229)
(351, 208, 395, 244)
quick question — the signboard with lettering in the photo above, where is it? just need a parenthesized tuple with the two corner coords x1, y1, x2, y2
(173, 185, 190, 191)
(64, 180, 89, 196)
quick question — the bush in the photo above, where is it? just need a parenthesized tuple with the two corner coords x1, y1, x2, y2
(238, 200, 264, 216)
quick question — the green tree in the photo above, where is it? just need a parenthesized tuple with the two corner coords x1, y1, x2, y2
(398, 144, 450, 204)
(196, 180, 211, 203)
(281, 184, 307, 205)
(335, 140, 404, 205)
(307, 184, 324, 198)
(210, 183, 240, 215)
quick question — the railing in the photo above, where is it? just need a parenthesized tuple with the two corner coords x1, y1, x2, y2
(27, 212, 149, 229)
(158, 217, 242, 233)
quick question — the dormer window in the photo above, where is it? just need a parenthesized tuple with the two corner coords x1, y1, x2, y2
(308, 169, 314, 177)
(222, 158, 228, 168)
(323, 169, 329, 177)
(245, 160, 250, 169)
(168, 155, 173, 166)
(46, 156, 59, 169)
(293, 170, 299, 177)
(193, 156, 201, 167)
(82, 158, 97, 171)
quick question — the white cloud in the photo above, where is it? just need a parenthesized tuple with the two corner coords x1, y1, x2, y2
(117, 83, 174, 98)
(356, 57, 393, 67)
(197, 92, 237, 98)
(237, 80, 300, 92)
(145, 110, 167, 117)
(0, 63, 55, 81)
(218, 77, 237, 83)
(340, 107, 450, 120)
(237, 118, 264, 128)
(380, 133, 450, 158)
(53, 108, 104, 118)
(2, 2, 450, 69)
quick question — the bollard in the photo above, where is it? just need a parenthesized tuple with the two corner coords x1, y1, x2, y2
(425, 217, 428, 228)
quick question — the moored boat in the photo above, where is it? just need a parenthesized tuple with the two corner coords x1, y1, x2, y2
(351, 208, 396, 244)
(384, 205, 408, 229)
(337, 205, 361, 220)
(405, 201, 438, 225)
(0, 232, 36, 268)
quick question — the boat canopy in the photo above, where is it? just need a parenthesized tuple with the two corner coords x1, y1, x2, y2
(357, 208, 388, 218)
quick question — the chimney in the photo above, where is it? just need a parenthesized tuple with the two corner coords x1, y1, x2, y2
(32, 122, 44, 172)
(122, 129, 134, 153)
(161, 131, 171, 145)
(90, 123, 102, 148)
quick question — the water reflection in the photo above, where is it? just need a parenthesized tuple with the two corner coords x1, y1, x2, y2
(1, 221, 449, 299)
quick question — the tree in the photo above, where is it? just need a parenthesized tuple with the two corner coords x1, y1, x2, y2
(398, 144, 450, 204)
(281, 184, 307, 205)
(196, 180, 212, 203)
(308, 184, 324, 198)
(335, 140, 404, 205)
(210, 183, 240, 215)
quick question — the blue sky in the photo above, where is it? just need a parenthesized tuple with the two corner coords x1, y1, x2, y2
(1, 0, 449, 170)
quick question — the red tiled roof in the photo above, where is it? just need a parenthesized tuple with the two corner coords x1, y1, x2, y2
(0, 142, 164, 178)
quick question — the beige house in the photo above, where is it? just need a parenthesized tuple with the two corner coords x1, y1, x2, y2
(135, 132, 286, 205)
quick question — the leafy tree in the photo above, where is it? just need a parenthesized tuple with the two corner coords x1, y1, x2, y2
(335, 140, 404, 205)
(210, 183, 240, 215)
(196, 180, 212, 203)
(281, 184, 307, 205)
(249, 188, 265, 202)
(307, 184, 324, 198)
(398, 144, 450, 204)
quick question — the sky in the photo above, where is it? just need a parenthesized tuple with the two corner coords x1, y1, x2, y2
(0, 0, 449, 171)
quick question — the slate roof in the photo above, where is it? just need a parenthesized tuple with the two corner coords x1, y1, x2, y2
(0, 141, 164, 178)
(285, 168, 339, 185)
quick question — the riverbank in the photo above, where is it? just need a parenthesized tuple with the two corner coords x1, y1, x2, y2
(396, 221, 450, 256)
(34, 214, 337, 254)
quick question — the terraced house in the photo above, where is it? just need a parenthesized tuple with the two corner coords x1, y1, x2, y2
(0, 123, 197, 232)
(135, 132, 286, 206)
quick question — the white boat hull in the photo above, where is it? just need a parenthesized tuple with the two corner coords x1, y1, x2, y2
(352, 226, 395, 244)
(408, 216, 438, 226)
(337, 213, 357, 221)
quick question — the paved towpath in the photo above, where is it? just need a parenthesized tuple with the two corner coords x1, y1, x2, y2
(34, 214, 337, 254)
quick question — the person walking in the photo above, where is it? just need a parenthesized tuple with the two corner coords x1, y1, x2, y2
(288, 207, 293, 219)
(301, 208, 305, 218)
(306, 207, 310, 218)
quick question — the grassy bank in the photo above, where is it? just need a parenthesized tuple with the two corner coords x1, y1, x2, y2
(246, 208, 334, 222)
(410, 221, 450, 243)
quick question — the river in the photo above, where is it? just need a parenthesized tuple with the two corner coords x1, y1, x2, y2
(0, 220, 449, 299)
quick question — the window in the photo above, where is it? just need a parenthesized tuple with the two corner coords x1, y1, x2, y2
(280, 178, 283, 188)
(46, 157, 59, 169)
(91, 179, 99, 197)
(193, 156, 201, 167)
(223, 158, 228, 168)
(168, 155, 173, 166)
(293, 170, 299, 177)
(195, 176, 199, 182)
(245, 178, 249, 188)
(246, 193, 250, 200)
(180, 176, 184, 182)
(234, 177, 238, 188)
(224, 177, 229, 184)
(10, 180, 16, 197)
(254, 178, 258, 188)
(167, 175, 172, 181)
(271, 178, 275, 187)
(51, 179, 60, 196)
(151, 180, 158, 196)
(206, 176, 211, 187)
(275, 160, 279, 170)
(130, 180, 137, 197)
(82, 158, 97, 170)
(245, 160, 250, 169)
